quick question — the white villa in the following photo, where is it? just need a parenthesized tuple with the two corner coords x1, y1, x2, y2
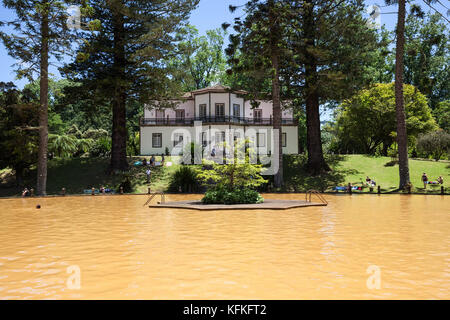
(139, 84, 299, 156)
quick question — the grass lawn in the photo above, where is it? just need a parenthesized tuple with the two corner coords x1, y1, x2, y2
(0, 154, 448, 197)
(334, 155, 449, 193)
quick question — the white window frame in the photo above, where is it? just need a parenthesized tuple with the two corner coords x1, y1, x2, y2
(257, 132, 266, 147)
(233, 104, 240, 117)
(199, 104, 207, 118)
(254, 109, 262, 122)
(152, 133, 162, 148)
(173, 133, 184, 147)
(215, 103, 225, 117)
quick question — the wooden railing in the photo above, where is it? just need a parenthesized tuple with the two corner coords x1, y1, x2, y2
(305, 190, 328, 205)
(144, 192, 166, 206)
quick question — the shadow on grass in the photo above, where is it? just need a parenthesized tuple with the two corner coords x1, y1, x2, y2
(282, 154, 360, 192)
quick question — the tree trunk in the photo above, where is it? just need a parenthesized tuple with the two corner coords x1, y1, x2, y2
(269, 0, 283, 188)
(110, 8, 128, 172)
(303, 1, 329, 175)
(394, 0, 410, 189)
(36, 10, 49, 196)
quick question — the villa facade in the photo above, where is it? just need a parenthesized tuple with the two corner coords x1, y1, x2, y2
(139, 84, 299, 156)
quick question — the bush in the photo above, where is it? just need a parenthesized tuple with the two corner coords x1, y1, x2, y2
(89, 136, 111, 157)
(168, 166, 200, 192)
(416, 130, 450, 160)
(202, 187, 264, 205)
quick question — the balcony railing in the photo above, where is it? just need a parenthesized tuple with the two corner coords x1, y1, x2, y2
(140, 116, 296, 126)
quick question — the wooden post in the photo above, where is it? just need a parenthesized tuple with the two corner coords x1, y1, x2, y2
(407, 184, 411, 194)
(348, 183, 352, 195)
(377, 186, 381, 194)
(148, 187, 151, 194)
(30, 188, 34, 197)
(61, 188, 66, 196)
(91, 187, 95, 195)
(441, 186, 444, 195)
(120, 186, 124, 194)
(369, 186, 373, 193)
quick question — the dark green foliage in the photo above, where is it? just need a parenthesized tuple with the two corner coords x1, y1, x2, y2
(202, 187, 263, 205)
(89, 137, 112, 158)
(168, 166, 200, 192)
(416, 130, 450, 160)
(404, 12, 449, 110)
(433, 100, 450, 132)
(0, 82, 39, 185)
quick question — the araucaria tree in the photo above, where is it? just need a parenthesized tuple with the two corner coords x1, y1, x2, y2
(227, 0, 378, 177)
(63, 0, 199, 173)
(225, 0, 289, 188)
(0, 0, 90, 195)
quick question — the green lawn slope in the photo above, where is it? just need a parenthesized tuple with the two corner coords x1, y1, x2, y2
(0, 154, 448, 197)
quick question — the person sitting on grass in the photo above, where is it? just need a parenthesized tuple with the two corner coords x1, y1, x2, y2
(143, 158, 147, 166)
(422, 173, 428, 189)
(437, 176, 444, 185)
(365, 176, 371, 185)
(150, 155, 155, 166)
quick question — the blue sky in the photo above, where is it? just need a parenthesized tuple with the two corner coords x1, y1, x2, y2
(0, 0, 447, 89)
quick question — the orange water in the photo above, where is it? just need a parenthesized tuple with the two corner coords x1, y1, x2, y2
(0, 194, 448, 299)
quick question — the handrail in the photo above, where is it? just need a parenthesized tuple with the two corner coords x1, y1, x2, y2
(144, 192, 165, 206)
(305, 190, 328, 205)
(140, 116, 296, 126)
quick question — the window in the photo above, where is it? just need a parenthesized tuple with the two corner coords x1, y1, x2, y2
(176, 109, 185, 122)
(155, 110, 165, 118)
(199, 104, 207, 118)
(215, 131, 225, 143)
(155, 110, 165, 124)
(282, 133, 287, 147)
(233, 132, 241, 141)
(201, 132, 208, 147)
(233, 104, 240, 117)
(215, 103, 225, 118)
(254, 109, 262, 122)
(257, 132, 266, 147)
(152, 133, 162, 148)
(173, 133, 183, 147)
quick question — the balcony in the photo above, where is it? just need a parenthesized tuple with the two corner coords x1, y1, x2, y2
(140, 116, 296, 126)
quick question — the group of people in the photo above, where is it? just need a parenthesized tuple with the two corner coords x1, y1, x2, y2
(144, 155, 165, 184)
(143, 154, 165, 167)
(421, 173, 444, 189)
(365, 176, 377, 187)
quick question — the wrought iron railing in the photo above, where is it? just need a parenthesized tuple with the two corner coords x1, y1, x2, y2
(140, 116, 296, 126)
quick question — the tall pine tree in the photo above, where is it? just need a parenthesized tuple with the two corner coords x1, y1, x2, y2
(62, 0, 199, 172)
(0, 0, 94, 195)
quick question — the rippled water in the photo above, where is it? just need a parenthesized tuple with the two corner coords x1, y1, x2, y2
(0, 194, 448, 299)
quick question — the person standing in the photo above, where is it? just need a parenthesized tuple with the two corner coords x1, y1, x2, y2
(422, 173, 428, 189)
(146, 168, 152, 183)
(437, 176, 444, 184)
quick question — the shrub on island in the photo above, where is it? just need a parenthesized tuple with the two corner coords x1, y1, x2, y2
(202, 187, 264, 205)
(197, 138, 267, 205)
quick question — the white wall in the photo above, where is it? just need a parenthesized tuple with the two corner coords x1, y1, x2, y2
(144, 100, 194, 118)
(141, 124, 298, 155)
(244, 100, 294, 119)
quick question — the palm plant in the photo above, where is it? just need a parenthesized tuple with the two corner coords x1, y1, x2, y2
(48, 134, 78, 158)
